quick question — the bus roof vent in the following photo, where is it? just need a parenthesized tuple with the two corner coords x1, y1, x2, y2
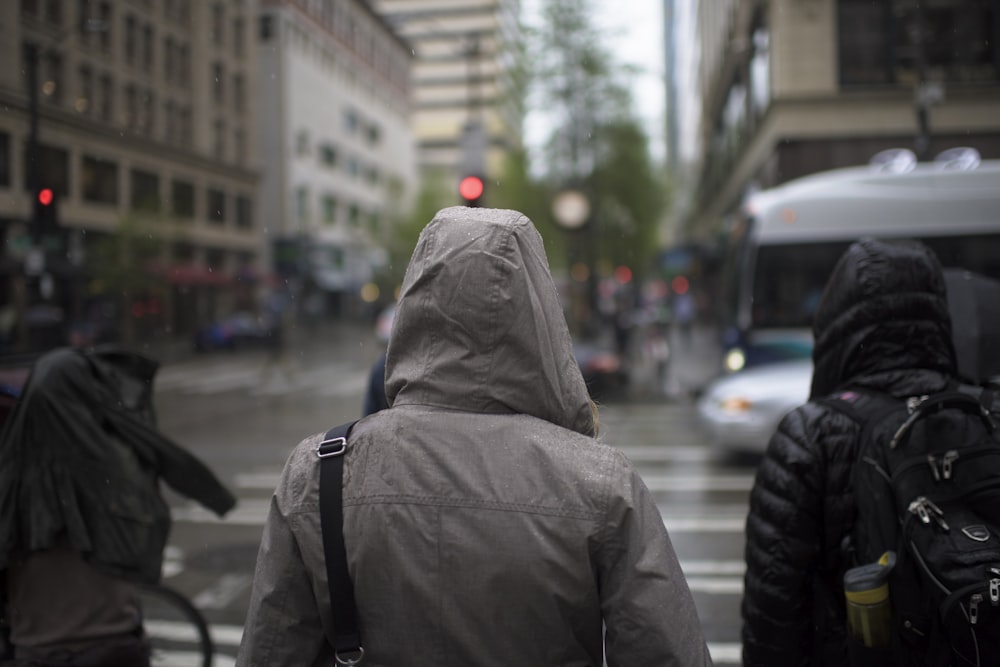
(868, 148, 917, 174)
(934, 147, 981, 171)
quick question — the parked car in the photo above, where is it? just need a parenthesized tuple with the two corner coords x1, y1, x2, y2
(696, 358, 812, 455)
(193, 312, 269, 352)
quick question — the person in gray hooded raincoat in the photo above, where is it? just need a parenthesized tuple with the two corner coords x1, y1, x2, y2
(237, 208, 712, 666)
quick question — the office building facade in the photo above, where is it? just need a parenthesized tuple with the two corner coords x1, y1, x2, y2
(0, 0, 262, 348)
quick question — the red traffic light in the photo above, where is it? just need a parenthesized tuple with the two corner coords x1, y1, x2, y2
(459, 175, 484, 203)
(37, 188, 54, 206)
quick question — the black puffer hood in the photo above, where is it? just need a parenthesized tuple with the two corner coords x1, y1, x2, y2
(809, 238, 957, 399)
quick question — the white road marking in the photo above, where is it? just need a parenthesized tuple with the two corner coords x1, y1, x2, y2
(615, 445, 713, 463)
(191, 573, 253, 610)
(664, 516, 746, 532)
(642, 473, 755, 492)
(707, 642, 742, 664)
(681, 560, 746, 576)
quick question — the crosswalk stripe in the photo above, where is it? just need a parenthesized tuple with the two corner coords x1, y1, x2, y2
(643, 473, 754, 492)
(707, 642, 742, 664)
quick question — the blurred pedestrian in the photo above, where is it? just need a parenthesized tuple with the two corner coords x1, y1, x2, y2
(258, 289, 297, 389)
(0, 346, 235, 665)
(238, 207, 712, 665)
(741, 238, 962, 666)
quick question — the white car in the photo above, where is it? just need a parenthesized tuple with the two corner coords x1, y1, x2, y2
(696, 359, 813, 455)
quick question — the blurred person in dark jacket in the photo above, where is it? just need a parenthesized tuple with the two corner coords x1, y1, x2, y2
(741, 238, 959, 666)
(238, 208, 712, 666)
(0, 347, 235, 666)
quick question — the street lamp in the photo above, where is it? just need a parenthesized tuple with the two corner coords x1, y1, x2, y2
(552, 189, 592, 335)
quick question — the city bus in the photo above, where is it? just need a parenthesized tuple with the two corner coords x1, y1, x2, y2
(714, 150, 1000, 374)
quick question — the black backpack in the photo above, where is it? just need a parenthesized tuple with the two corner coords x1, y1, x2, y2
(823, 387, 1000, 667)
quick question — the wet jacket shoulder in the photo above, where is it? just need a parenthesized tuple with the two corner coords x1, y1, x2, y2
(742, 239, 958, 667)
(238, 208, 712, 666)
(0, 347, 235, 584)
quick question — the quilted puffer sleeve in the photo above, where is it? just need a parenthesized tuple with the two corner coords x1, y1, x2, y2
(741, 406, 825, 667)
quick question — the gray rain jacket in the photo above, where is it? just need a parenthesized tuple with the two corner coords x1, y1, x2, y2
(237, 208, 711, 666)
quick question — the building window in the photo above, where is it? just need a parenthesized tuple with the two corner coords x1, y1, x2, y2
(207, 188, 225, 223)
(233, 73, 245, 114)
(212, 3, 225, 46)
(142, 23, 154, 72)
(25, 145, 70, 196)
(212, 62, 224, 104)
(42, 50, 63, 106)
(319, 144, 338, 167)
(296, 130, 310, 156)
(124, 14, 136, 64)
(171, 180, 195, 219)
(322, 195, 337, 224)
(234, 128, 246, 164)
(213, 118, 226, 158)
(838, 0, 1000, 87)
(97, 73, 112, 121)
(140, 89, 155, 136)
(76, 65, 92, 114)
(260, 15, 274, 41)
(81, 155, 118, 204)
(164, 36, 174, 83)
(296, 187, 309, 226)
(236, 195, 252, 229)
(233, 16, 245, 58)
(98, 2, 112, 53)
(344, 108, 358, 133)
(130, 168, 160, 211)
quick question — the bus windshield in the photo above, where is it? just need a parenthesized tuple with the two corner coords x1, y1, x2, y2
(751, 234, 1000, 331)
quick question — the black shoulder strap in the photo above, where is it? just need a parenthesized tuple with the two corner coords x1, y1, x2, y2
(317, 420, 364, 665)
(815, 388, 903, 446)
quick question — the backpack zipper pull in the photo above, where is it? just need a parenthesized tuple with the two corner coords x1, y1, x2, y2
(907, 395, 929, 413)
(908, 497, 949, 531)
(970, 593, 983, 624)
(927, 454, 941, 482)
(941, 450, 959, 480)
(990, 578, 999, 605)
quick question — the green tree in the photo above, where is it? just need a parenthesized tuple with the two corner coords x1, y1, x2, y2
(525, 0, 668, 327)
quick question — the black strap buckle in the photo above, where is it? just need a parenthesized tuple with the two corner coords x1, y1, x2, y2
(335, 646, 365, 665)
(316, 436, 347, 458)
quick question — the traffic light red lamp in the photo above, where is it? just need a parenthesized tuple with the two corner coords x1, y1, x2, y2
(33, 186, 58, 232)
(459, 175, 485, 207)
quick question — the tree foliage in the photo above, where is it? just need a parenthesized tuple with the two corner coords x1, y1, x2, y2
(523, 0, 667, 281)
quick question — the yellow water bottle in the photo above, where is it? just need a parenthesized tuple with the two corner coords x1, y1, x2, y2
(843, 551, 896, 649)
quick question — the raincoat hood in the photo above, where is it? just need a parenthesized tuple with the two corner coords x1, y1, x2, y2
(810, 237, 957, 398)
(385, 207, 595, 436)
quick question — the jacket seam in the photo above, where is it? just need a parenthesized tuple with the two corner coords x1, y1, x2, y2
(287, 495, 602, 520)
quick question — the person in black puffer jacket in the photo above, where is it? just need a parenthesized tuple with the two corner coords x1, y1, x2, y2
(741, 237, 959, 666)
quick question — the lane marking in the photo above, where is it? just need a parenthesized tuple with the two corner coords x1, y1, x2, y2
(144, 620, 243, 646)
(684, 576, 745, 595)
(664, 516, 746, 532)
(191, 573, 253, 610)
(707, 642, 742, 664)
(642, 473, 754, 492)
(681, 560, 745, 576)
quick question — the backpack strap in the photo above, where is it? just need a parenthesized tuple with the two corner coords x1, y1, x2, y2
(815, 389, 903, 447)
(317, 420, 364, 665)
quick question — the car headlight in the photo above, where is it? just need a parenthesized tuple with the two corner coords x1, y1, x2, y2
(724, 348, 746, 373)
